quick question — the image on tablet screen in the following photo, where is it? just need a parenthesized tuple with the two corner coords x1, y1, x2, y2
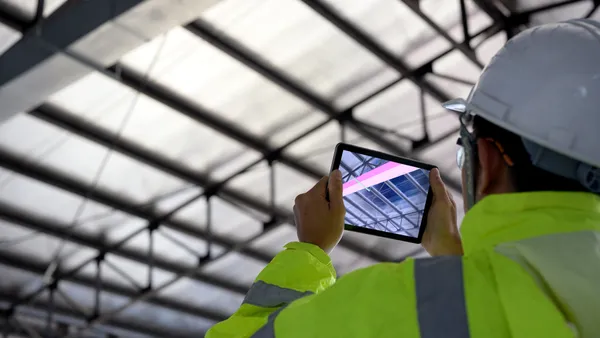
(339, 150, 430, 238)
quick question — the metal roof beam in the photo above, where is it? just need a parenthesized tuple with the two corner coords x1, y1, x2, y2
(471, 0, 516, 38)
(107, 64, 322, 180)
(0, 288, 195, 338)
(398, 0, 484, 69)
(0, 253, 218, 337)
(185, 20, 336, 116)
(0, 199, 248, 297)
(300, 0, 453, 103)
(0, 253, 228, 328)
(18, 25, 507, 283)
(30, 104, 287, 229)
(29, 104, 392, 263)
(344, 21, 501, 111)
(0, 145, 279, 264)
(185, 20, 462, 191)
(509, 0, 593, 22)
(0, 0, 221, 122)
(0, 2, 25, 31)
(473, 0, 510, 22)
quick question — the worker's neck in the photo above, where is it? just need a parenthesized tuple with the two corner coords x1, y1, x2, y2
(476, 182, 516, 202)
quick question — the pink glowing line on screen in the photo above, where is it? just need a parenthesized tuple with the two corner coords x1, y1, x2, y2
(343, 162, 418, 196)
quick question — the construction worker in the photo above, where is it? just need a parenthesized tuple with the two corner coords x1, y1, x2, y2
(207, 19, 600, 338)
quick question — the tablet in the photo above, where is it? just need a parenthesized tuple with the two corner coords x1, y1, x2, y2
(330, 143, 435, 243)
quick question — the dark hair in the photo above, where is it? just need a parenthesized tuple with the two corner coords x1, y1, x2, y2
(472, 116, 588, 193)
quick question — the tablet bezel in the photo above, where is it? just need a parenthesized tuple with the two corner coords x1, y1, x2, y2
(330, 142, 436, 244)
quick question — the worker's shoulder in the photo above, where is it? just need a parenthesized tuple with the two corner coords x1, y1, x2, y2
(342, 255, 465, 277)
(338, 254, 486, 285)
(330, 256, 488, 302)
(335, 258, 420, 288)
(342, 255, 483, 283)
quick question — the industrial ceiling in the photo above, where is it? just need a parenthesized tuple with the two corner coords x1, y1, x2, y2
(0, 0, 597, 336)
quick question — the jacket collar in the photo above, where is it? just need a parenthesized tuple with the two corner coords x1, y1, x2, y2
(460, 192, 600, 255)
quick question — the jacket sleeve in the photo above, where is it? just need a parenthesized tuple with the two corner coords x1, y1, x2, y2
(206, 242, 337, 338)
(207, 242, 421, 338)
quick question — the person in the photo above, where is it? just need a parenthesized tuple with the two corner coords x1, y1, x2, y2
(207, 19, 600, 338)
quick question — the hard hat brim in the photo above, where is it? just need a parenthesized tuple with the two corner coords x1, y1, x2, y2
(441, 98, 468, 114)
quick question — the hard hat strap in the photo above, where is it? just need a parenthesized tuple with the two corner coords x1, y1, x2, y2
(459, 112, 478, 210)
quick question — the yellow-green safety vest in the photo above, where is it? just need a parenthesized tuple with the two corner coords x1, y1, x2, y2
(207, 192, 600, 338)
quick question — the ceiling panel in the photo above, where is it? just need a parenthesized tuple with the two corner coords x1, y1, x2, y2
(224, 161, 318, 213)
(97, 254, 175, 290)
(461, 2, 496, 38)
(249, 223, 298, 256)
(0, 23, 19, 55)
(475, 30, 507, 64)
(161, 277, 245, 315)
(12, 307, 148, 338)
(35, 278, 213, 337)
(0, 220, 97, 271)
(283, 121, 367, 173)
(0, 168, 118, 225)
(45, 279, 131, 315)
(123, 226, 226, 269)
(120, 26, 329, 147)
(324, 0, 450, 67)
(0, 114, 187, 204)
(419, 0, 492, 41)
(116, 299, 216, 335)
(75, 210, 146, 240)
(202, 252, 267, 286)
(0, 264, 42, 296)
(201, 0, 392, 102)
(0, 0, 67, 18)
(429, 48, 482, 87)
(353, 80, 449, 142)
(167, 194, 267, 242)
(46, 72, 263, 180)
(227, 162, 315, 208)
(417, 132, 462, 185)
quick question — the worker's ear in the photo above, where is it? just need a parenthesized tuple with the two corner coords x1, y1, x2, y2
(476, 138, 510, 199)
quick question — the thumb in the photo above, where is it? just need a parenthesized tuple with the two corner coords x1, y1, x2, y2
(429, 168, 447, 199)
(328, 170, 344, 211)
(310, 176, 329, 197)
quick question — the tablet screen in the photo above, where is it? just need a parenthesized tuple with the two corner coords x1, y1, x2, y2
(339, 149, 431, 238)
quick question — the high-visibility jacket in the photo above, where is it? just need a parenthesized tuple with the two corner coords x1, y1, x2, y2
(207, 192, 600, 338)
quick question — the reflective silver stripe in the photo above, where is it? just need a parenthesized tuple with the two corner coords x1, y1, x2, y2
(415, 256, 470, 338)
(251, 307, 284, 338)
(243, 280, 312, 308)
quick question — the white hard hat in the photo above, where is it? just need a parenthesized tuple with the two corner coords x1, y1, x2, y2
(444, 19, 600, 193)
